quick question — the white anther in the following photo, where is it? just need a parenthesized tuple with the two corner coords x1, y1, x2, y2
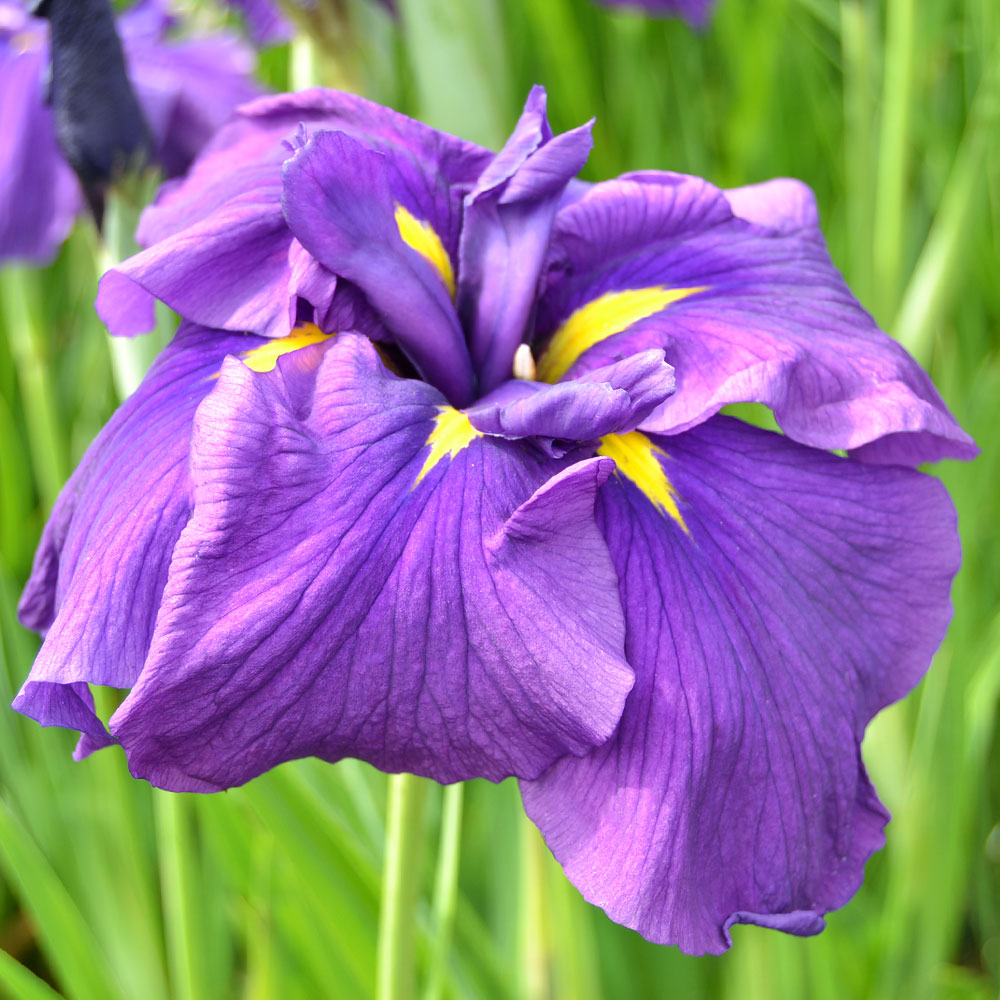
(513, 343, 536, 381)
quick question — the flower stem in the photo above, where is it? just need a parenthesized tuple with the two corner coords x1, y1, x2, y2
(517, 814, 552, 1000)
(377, 773, 429, 1000)
(154, 793, 203, 1000)
(422, 782, 464, 1000)
(282, 0, 362, 93)
(96, 172, 165, 400)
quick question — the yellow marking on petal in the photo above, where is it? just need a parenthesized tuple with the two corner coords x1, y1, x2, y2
(537, 286, 707, 383)
(394, 204, 456, 299)
(597, 431, 687, 531)
(415, 407, 483, 485)
(240, 323, 334, 373)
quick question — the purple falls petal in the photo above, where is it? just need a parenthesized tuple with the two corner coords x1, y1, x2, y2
(14, 323, 266, 749)
(522, 414, 960, 954)
(723, 177, 820, 232)
(538, 172, 975, 464)
(282, 129, 476, 405)
(458, 86, 593, 393)
(109, 334, 633, 792)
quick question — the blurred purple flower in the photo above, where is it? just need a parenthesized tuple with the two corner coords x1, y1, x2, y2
(0, 0, 261, 264)
(223, 0, 293, 45)
(597, 0, 714, 25)
(224, 0, 700, 44)
(15, 87, 975, 953)
(222, 0, 397, 47)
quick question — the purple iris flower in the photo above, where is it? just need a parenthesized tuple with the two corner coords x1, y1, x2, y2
(15, 86, 974, 954)
(0, 0, 261, 264)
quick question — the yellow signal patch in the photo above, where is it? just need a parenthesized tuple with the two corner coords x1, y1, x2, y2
(536, 286, 706, 383)
(415, 407, 483, 485)
(240, 323, 335, 373)
(394, 204, 456, 299)
(597, 431, 687, 531)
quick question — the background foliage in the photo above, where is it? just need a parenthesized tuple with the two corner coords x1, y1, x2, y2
(1, 0, 998, 996)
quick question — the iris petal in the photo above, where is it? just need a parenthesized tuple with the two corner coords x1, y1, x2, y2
(538, 172, 975, 464)
(522, 415, 960, 954)
(97, 198, 295, 338)
(14, 323, 268, 750)
(109, 335, 633, 791)
(468, 349, 675, 451)
(98, 88, 491, 340)
(458, 86, 593, 393)
(282, 129, 476, 405)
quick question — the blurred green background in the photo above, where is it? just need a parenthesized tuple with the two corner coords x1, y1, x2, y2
(1, 0, 998, 997)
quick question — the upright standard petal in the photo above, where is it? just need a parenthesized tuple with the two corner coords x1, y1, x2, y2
(110, 335, 633, 792)
(15, 323, 271, 750)
(523, 415, 960, 954)
(457, 86, 593, 393)
(536, 173, 975, 464)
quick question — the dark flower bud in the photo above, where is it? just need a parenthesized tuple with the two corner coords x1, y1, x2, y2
(39, 0, 152, 225)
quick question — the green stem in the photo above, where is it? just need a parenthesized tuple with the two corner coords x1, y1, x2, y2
(0, 267, 68, 510)
(97, 175, 166, 400)
(289, 32, 321, 90)
(155, 793, 203, 1000)
(422, 783, 464, 1000)
(517, 814, 551, 1000)
(281, 0, 364, 92)
(245, 828, 277, 1000)
(376, 773, 429, 1000)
